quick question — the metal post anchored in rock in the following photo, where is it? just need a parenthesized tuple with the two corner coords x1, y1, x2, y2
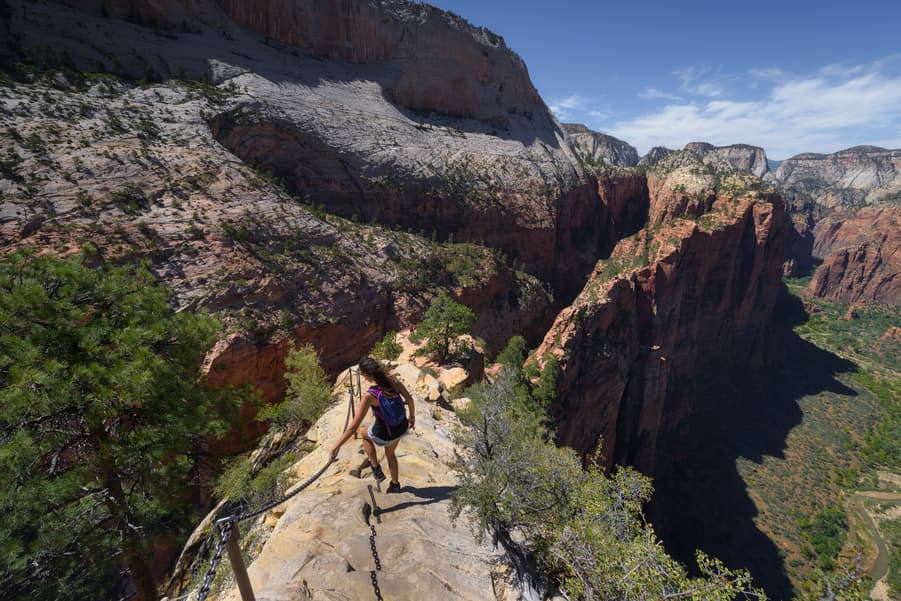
(218, 517, 256, 601)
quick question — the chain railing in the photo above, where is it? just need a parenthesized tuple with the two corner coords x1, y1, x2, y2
(190, 366, 363, 601)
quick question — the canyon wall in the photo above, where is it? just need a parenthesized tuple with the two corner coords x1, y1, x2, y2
(534, 167, 787, 473)
(771, 146, 901, 304)
(684, 142, 769, 178)
(56, 0, 547, 125)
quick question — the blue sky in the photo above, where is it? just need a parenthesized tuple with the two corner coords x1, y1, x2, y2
(428, 0, 901, 159)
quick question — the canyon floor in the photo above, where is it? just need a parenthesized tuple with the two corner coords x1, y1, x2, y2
(651, 278, 900, 600)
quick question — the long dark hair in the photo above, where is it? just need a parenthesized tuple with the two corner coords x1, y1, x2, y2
(359, 356, 397, 395)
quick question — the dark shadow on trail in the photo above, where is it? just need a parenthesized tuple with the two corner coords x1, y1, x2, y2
(378, 485, 455, 515)
(649, 287, 857, 601)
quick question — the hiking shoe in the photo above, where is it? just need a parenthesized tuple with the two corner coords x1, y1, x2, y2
(386, 481, 402, 494)
(371, 464, 386, 483)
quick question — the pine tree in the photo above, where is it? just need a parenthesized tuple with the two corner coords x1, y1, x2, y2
(412, 293, 475, 362)
(0, 251, 241, 601)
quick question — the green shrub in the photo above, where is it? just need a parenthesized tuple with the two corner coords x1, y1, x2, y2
(451, 375, 765, 600)
(215, 452, 297, 505)
(804, 505, 848, 570)
(412, 293, 475, 362)
(371, 330, 403, 361)
(259, 344, 331, 429)
(495, 335, 527, 374)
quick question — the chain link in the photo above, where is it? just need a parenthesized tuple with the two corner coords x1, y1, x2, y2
(369, 525, 383, 571)
(369, 569, 384, 601)
(366, 484, 385, 600)
(195, 519, 233, 601)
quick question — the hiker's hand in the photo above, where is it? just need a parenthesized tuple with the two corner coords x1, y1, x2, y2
(329, 444, 340, 460)
(409, 415, 416, 430)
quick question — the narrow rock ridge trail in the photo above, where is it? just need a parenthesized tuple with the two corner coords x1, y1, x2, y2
(204, 364, 526, 601)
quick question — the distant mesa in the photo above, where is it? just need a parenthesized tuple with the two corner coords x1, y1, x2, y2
(562, 123, 639, 167)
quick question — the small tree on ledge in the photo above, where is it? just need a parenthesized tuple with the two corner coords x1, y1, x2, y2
(412, 293, 475, 363)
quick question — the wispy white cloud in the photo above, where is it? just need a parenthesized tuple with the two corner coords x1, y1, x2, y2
(608, 57, 901, 158)
(548, 94, 592, 122)
(639, 87, 682, 101)
(674, 66, 726, 98)
(548, 94, 610, 126)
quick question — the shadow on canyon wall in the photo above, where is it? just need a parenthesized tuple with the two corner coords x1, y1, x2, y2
(649, 287, 857, 600)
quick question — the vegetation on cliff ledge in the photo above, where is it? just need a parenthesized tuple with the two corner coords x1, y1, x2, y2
(451, 367, 766, 600)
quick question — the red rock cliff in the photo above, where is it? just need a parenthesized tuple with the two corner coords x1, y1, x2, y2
(535, 191, 788, 473)
(806, 206, 901, 306)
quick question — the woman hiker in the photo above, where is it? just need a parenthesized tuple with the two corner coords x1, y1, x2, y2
(330, 356, 416, 493)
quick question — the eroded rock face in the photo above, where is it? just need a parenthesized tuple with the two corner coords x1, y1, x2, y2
(535, 190, 788, 473)
(773, 146, 901, 210)
(684, 141, 769, 178)
(55, 0, 547, 124)
(563, 123, 639, 167)
(806, 206, 901, 305)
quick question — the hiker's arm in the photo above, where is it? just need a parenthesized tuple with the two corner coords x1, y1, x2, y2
(330, 393, 373, 459)
(389, 374, 416, 429)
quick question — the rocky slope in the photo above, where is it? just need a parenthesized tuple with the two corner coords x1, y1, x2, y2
(533, 158, 787, 473)
(563, 123, 639, 167)
(1, 0, 602, 400)
(638, 146, 674, 167)
(1, 3, 800, 597)
(682, 142, 769, 178)
(0, 0, 793, 465)
(63, 0, 544, 125)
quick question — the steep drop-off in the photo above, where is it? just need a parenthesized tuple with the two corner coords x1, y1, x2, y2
(534, 165, 787, 474)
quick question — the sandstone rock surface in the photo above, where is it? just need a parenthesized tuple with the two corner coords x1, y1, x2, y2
(53, 0, 547, 124)
(563, 123, 639, 167)
(638, 146, 674, 167)
(773, 146, 901, 210)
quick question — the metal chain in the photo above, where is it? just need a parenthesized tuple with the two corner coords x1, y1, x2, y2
(237, 457, 335, 522)
(366, 484, 385, 600)
(195, 519, 233, 601)
(369, 567, 384, 601)
(369, 525, 383, 571)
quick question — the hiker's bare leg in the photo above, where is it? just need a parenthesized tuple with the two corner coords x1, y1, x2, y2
(359, 427, 380, 468)
(385, 439, 400, 484)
